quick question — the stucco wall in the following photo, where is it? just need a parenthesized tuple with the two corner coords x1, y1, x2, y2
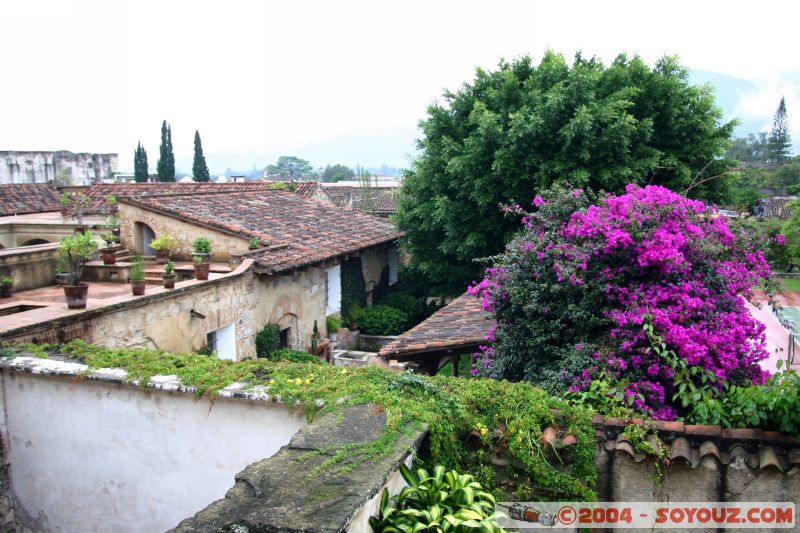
(118, 203, 249, 262)
(0, 243, 60, 291)
(2, 369, 305, 533)
(255, 267, 328, 351)
(90, 269, 260, 358)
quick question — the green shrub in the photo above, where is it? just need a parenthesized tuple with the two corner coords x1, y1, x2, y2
(129, 255, 145, 282)
(192, 236, 212, 254)
(376, 292, 421, 323)
(685, 364, 800, 434)
(326, 314, 342, 334)
(268, 348, 320, 364)
(372, 265, 391, 303)
(255, 324, 281, 358)
(369, 464, 504, 532)
(341, 257, 366, 323)
(359, 305, 408, 336)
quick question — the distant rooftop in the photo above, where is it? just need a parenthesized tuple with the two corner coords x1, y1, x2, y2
(0, 184, 60, 216)
(323, 186, 398, 215)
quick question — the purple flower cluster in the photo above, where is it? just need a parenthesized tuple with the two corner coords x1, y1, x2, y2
(471, 185, 776, 419)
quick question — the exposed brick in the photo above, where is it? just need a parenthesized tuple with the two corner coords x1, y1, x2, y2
(685, 425, 723, 439)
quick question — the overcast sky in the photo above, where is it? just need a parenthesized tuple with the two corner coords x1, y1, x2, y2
(2, 0, 799, 174)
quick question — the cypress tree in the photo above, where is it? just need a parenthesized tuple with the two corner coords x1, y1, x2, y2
(192, 130, 210, 182)
(768, 97, 792, 163)
(166, 125, 176, 181)
(157, 120, 176, 182)
(134, 142, 149, 182)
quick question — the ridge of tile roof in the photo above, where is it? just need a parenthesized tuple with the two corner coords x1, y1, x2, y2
(0, 183, 61, 216)
(379, 292, 490, 358)
(82, 182, 274, 214)
(123, 189, 403, 274)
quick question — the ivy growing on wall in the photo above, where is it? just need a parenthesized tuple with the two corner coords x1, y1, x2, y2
(340, 257, 366, 322)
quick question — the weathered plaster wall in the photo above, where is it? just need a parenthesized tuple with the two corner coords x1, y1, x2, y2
(255, 267, 328, 351)
(0, 221, 71, 249)
(2, 368, 306, 533)
(0, 243, 60, 291)
(0, 151, 118, 185)
(118, 203, 249, 262)
(90, 270, 260, 358)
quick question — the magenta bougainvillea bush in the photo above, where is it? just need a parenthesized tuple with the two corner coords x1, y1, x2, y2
(469, 184, 779, 420)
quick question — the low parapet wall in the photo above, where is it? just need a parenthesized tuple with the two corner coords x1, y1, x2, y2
(0, 356, 306, 532)
(0, 243, 60, 291)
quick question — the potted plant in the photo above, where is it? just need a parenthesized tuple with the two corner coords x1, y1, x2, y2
(104, 194, 118, 215)
(130, 255, 146, 295)
(67, 193, 91, 229)
(60, 230, 97, 309)
(0, 276, 12, 298)
(59, 192, 70, 217)
(150, 233, 178, 264)
(192, 236, 212, 281)
(162, 260, 176, 289)
(99, 233, 118, 265)
(248, 237, 261, 250)
(54, 250, 71, 286)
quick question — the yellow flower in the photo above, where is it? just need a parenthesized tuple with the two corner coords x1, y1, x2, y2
(268, 379, 275, 385)
(304, 379, 311, 385)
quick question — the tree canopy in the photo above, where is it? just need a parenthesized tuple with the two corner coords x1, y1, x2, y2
(192, 130, 211, 182)
(134, 142, 148, 183)
(768, 97, 792, 163)
(322, 164, 355, 182)
(156, 120, 176, 182)
(264, 156, 314, 180)
(395, 52, 737, 294)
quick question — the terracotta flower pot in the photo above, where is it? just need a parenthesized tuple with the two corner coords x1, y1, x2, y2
(63, 283, 89, 309)
(155, 249, 169, 264)
(100, 248, 116, 265)
(0, 285, 12, 298)
(194, 262, 210, 281)
(131, 281, 146, 296)
(163, 274, 176, 289)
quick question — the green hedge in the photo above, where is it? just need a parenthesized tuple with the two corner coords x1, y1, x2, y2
(255, 324, 281, 358)
(341, 258, 366, 324)
(359, 305, 408, 335)
(268, 348, 320, 364)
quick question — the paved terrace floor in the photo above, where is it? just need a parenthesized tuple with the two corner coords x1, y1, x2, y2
(0, 264, 232, 334)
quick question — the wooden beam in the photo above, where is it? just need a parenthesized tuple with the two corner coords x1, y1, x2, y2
(450, 354, 459, 378)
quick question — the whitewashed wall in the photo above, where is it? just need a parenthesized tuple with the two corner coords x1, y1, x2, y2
(3, 370, 306, 533)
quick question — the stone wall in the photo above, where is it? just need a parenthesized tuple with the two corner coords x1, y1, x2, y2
(170, 404, 427, 533)
(0, 243, 60, 291)
(0, 358, 306, 533)
(0, 151, 118, 186)
(255, 267, 328, 351)
(2, 260, 331, 360)
(118, 203, 250, 262)
(0, 217, 92, 249)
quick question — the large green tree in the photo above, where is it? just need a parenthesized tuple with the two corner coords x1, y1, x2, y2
(157, 120, 176, 182)
(133, 142, 149, 182)
(768, 97, 792, 163)
(322, 163, 355, 182)
(396, 52, 736, 294)
(192, 130, 210, 182)
(264, 156, 314, 180)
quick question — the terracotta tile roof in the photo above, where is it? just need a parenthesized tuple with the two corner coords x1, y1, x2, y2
(83, 182, 273, 214)
(124, 190, 403, 274)
(323, 186, 398, 215)
(291, 181, 322, 199)
(379, 292, 490, 358)
(755, 197, 795, 220)
(594, 416, 799, 471)
(0, 184, 61, 216)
